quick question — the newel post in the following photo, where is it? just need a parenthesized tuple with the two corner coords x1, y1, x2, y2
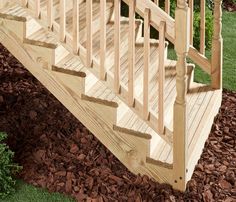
(211, 0, 223, 89)
(173, 0, 190, 191)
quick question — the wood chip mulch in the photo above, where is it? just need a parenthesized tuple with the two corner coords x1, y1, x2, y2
(0, 43, 235, 201)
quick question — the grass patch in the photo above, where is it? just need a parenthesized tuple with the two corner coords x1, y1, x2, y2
(0, 180, 75, 202)
(168, 11, 236, 91)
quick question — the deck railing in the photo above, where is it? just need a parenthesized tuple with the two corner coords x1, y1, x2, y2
(19, 0, 222, 134)
(17, 0, 222, 191)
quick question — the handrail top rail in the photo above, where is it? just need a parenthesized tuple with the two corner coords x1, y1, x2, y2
(122, 0, 175, 44)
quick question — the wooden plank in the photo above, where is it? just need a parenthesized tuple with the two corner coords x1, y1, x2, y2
(188, 46, 211, 74)
(59, 0, 65, 42)
(128, 0, 136, 106)
(86, 0, 92, 67)
(114, 0, 121, 93)
(72, 0, 79, 54)
(158, 21, 166, 134)
(22, 0, 28, 7)
(35, 0, 40, 18)
(143, 8, 150, 120)
(189, 0, 194, 45)
(200, 0, 205, 55)
(165, 0, 170, 15)
(47, 0, 53, 30)
(100, 0, 106, 80)
(122, 0, 175, 43)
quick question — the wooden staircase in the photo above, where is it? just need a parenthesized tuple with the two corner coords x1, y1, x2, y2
(0, 0, 223, 191)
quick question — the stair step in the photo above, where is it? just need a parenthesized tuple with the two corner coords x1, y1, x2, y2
(24, 28, 58, 49)
(52, 54, 86, 77)
(0, 4, 29, 22)
(82, 77, 119, 108)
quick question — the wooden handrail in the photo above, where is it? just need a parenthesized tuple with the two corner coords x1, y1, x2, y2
(122, 0, 175, 43)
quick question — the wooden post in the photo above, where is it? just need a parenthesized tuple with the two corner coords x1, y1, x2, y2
(165, 0, 170, 15)
(35, 0, 41, 19)
(22, 0, 28, 7)
(86, 0, 92, 67)
(158, 21, 166, 134)
(73, 0, 79, 54)
(173, 0, 190, 191)
(128, 0, 136, 106)
(143, 8, 150, 120)
(211, 0, 223, 89)
(100, 0, 106, 80)
(47, 0, 53, 30)
(200, 0, 205, 54)
(189, 0, 194, 46)
(114, 0, 121, 93)
(60, 0, 66, 42)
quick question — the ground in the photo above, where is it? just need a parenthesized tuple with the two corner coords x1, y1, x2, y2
(0, 9, 235, 202)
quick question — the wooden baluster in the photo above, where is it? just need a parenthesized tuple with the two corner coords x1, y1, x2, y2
(60, 0, 66, 42)
(86, 0, 92, 67)
(158, 21, 166, 133)
(154, 0, 159, 7)
(173, 0, 190, 191)
(47, 0, 53, 30)
(22, 0, 28, 7)
(73, 0, 79, 54)
(114, 0, 121, 93)
(200, 0, 205, 54)
(211, 0, 223, 89)
(35, 0, 40, 18)
(143, 8, 150, 120)
(189, 0, 194, 45)
(165, 0, 170, 15)
(100, 0, 106, 80)
(128, 0, 136, 106)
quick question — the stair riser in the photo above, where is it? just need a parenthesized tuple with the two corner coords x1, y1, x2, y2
(82, 100, 117, 128)
(0, 19, 26, 42)
(52, 72, 85, 98)
(23, 43, 55, 69)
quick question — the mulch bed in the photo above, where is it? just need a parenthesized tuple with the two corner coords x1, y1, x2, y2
(223, 0, 236, 12)
(0, 43, 235, 201)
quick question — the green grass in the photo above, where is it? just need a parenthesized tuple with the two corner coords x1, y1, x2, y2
(168, 11, 236, 91)
(0, 181, 75, 202)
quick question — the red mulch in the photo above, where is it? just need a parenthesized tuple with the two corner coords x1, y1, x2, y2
(223, 0, 236, 12)
(0, 43, 235, 201)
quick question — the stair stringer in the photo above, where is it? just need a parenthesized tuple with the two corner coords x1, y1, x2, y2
(0, 27, 173, 185)
(5, 2, 174, 142)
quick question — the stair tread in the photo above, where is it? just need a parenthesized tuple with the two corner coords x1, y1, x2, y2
(25, 28, 58, 48)
(0, 4, 29, 21)
(54, 54, 85, 72)
(84, 78, 118, 106)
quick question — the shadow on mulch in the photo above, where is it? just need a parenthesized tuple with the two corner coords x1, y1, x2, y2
(0, 43, 235, 201)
